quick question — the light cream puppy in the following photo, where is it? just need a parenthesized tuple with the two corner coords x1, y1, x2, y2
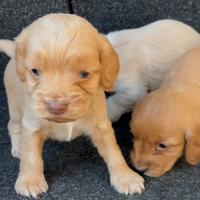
(0, 14, 144, 197)
(107, 19, 200, 122)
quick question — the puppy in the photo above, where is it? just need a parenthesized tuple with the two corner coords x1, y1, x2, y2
(130, 46, 200, 177)
(106, 19, 200, 122)
(0, 13, 144, 197)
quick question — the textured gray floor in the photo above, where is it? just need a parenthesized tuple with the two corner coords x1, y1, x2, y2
(0, 0, 70, 39)
(0, 55, 200, 200)
(71, 0, 200, 33)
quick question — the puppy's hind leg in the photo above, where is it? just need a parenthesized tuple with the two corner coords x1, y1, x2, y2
(7, 98, 22, 159)
(8, 118, 22, 159)
(4, 63, 22, 158)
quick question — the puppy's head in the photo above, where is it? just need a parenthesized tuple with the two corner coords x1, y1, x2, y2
(130, 89, 198, 177)
(15, 14, 119, 122)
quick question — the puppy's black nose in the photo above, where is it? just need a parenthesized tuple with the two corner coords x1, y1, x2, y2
(48, 102, 67, 115)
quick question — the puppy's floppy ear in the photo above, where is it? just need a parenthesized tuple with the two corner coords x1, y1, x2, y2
(184, 129, 200, 165)
(15, 41, 26, 82)
(99, 35, 119, 91)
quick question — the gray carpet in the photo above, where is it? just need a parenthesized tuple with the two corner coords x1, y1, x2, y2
(0, 0, 200, 199)
(71, 0, 200, 33)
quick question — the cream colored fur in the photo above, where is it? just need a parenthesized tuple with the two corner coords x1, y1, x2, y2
(107, 19, 200, 122)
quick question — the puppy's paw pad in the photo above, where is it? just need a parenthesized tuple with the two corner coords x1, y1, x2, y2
(110, 167, 144, 195)
(15, 174, 48, 198)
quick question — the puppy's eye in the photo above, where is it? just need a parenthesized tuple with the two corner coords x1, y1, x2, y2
(157, 143, 168, 151)
(31, 68, 40, 78)
(80, 71, 89, 79)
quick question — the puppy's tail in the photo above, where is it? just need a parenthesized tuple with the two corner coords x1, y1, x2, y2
(0, 39, 15, 58)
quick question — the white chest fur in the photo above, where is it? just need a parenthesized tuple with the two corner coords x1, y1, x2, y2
(44, 121, 83, 142)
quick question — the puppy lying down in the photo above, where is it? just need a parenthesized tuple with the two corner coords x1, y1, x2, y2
(106, 19, 200, 122)
(130, 46, 200, 177)
(0, 14, 144, 197)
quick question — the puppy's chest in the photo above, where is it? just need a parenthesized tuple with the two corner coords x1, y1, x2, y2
(45, 122, 83, 142)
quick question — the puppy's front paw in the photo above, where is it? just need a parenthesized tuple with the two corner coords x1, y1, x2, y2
(15, 174, 48, 198)
(110, 166, 144, 195)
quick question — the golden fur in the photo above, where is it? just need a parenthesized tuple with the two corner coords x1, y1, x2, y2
(130, 46, 200, 177)
(1, 14, 144, 197)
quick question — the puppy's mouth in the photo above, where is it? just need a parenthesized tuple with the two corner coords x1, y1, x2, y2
(133, 164, 148, 173)
(144, 170, 158, 177)
(133, 162, 164, 177)
(144, 170, 165, 177)
(134, 165, 163, 177)
(46, 117, 76, 123)
(33, 98, 89, 123)
(142, 166, 168, 177)
(45, 111, 86, 123)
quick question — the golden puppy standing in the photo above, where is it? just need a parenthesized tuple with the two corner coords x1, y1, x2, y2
(130, 46, 200, 177)
(0, 14, 144, 197)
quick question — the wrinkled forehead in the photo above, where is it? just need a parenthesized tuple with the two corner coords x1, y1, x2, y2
(133, 121, 184, 146)
(27, 27, 99, 56)
(17, 14, 101, 63)
(23, 28, 101, 71)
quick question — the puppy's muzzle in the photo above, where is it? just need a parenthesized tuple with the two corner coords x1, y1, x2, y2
(47, 102, 67, 115)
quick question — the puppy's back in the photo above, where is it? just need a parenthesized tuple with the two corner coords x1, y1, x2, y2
(162, 46, 200, 90)
(132, 46, 200, 135)
(107, 19, 200, 90)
